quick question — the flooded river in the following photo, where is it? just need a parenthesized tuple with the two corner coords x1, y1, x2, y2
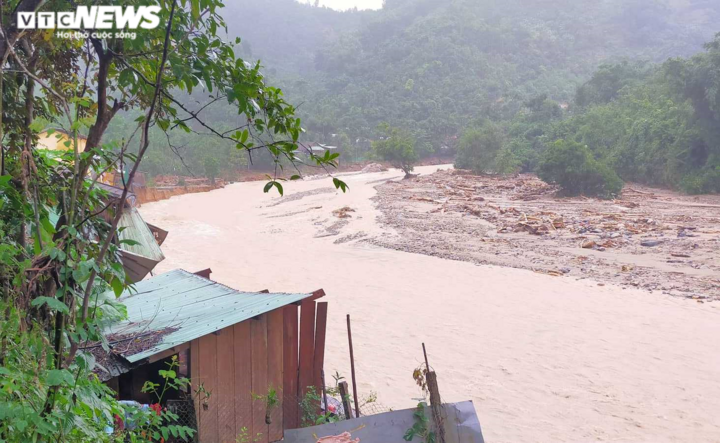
(141, 165, 720, 442)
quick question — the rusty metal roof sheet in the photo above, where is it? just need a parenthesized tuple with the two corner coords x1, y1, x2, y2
(105, 269, 314, 363)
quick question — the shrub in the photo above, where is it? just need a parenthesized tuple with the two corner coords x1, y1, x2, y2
(538, 140, 623, 198)
(454, 123, 505, 174)
(679, 166, 720, 194)
(372, 125, 418, 176)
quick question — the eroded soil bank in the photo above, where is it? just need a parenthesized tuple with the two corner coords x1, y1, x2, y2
(141, 165, 720, 442)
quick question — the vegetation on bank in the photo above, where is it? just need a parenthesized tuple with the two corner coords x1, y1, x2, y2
(0, 0, 346, 441)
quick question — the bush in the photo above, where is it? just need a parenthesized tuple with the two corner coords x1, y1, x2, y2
(454, 123, 505, 174)
(538, 140, 623, 198)
(372, 125, 418, 175)
(680, 166, 720, 194)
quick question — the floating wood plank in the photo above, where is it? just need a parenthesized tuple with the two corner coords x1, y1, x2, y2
(251, 314, 269, 443)
(198, 333, 219, 443)
(298, 300, 316, 402)
(216, 326, 236, 442)
(283, 305, 299, 429)
(313, 302, 329, 394)
(267, 309, 284, 441)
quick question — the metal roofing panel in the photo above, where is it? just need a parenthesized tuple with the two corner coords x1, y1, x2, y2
(106, 269, 313, 363)
(118, 207, 165, 263)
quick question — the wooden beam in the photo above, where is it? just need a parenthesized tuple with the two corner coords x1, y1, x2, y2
(292, 289, 326, 306)
(338, 381, 352, 420)
(298, 300, 316, 423)
(147, 342, 190, 364)
(313, 302, 328, 397)
(193, 268, 212, 279)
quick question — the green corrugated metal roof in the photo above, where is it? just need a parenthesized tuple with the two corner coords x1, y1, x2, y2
(106, 269, 313, 363)
(118, 207, 165, 262)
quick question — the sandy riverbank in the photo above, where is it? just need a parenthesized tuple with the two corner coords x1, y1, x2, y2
(140, 165, 720, 442)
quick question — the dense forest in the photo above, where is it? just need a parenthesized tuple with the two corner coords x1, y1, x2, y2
(130, 0, 719, 194)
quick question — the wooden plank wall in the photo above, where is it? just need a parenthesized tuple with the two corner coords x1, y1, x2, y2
(193, 299, 327, 442)
(233, 322, 252, 439)
(266, 310, 284, 442)
(298, 300, 316, 404)
(282, 305, 299, 429)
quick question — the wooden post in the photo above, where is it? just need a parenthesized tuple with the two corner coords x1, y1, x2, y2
(338, 381, 352, 420)
(346, 315, 360, 418)
(426, 371, 446, 443)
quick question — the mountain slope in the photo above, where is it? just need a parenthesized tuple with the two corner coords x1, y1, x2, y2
(224, 0, 718, 148)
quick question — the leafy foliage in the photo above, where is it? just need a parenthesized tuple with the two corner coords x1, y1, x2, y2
(454, 123, 506, 174)
(545, 34, 720, 193)
(372, 125, 418, 175)
(537, 140, 623, 199)
(0, 0, 344, 441)
(220, 0, 719, 160)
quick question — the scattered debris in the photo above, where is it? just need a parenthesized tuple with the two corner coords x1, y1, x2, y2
(369, 169, 720, 300)
(641, 240, 663, 247)
(333, 206, 356, 219)
(361, 163, 388, 174)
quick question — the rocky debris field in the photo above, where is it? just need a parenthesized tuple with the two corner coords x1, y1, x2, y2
(369, 169, 720, 301)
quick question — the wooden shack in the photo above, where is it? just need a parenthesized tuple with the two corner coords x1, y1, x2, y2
(95, 269, 329, 442)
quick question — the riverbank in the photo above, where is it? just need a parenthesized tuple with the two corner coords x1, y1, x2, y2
(140, 165, 720, 442)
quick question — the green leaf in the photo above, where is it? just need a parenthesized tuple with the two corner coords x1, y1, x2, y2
(31, 296, 69, 314)
(119, 239, 140, 246)
(263, 181, 273, 193)
(333, 178, 349, 193)
(191, 0, 200, 19)
(111, 277, 124, 298)
(46, 369, 74, 386)
(273, 181, 284, 196)
(290, 175, 301, 180)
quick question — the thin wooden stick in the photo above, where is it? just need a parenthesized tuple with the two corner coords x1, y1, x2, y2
(347, 314, 360, 418)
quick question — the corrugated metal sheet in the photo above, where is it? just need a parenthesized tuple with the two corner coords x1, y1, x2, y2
(118, 207, 165, 262)
(106, 269, 313, 363)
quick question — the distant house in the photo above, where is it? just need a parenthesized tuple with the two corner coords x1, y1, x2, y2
(307, 144, 338, 154)
(94, 269, 329, 443)
(37, 128, 87, 152)
(37, 129, 119, 185)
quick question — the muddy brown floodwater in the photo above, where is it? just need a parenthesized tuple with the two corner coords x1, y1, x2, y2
(141, 165, 720, 443)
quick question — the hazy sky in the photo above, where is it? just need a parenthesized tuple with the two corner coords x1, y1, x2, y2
(297, 0, 383, 11)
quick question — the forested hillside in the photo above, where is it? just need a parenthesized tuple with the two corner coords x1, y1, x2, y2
(226, 0, 718, 148)
(131, 0, 719, 188)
